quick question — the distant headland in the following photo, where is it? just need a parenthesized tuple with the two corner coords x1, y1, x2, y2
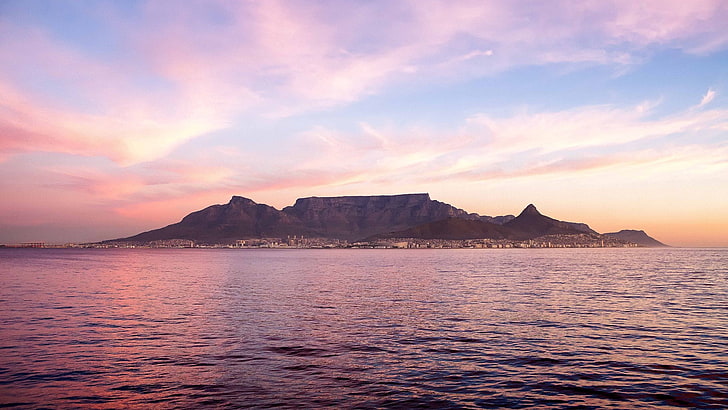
(88, 194, 666, 249)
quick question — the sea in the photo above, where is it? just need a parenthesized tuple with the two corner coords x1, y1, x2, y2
(0, 247, 726, 408)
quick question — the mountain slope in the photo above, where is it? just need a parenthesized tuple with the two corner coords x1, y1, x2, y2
(503, 204, 597, 240)
(116, 196, 310, 243)
(282, 193, 475, 240)
(372, 217, 516, 240)
(109, 195, 658, 246)
(110, 193, 500, 243)
(604, 230, 667, 247)
(371, 204, 596, 241)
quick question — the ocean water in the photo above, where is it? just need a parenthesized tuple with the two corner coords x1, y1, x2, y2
(0, 247, 726, 408)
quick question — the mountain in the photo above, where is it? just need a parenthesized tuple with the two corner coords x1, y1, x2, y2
(373, 217, 515, 240)
(109, 194, 663, 246)
(281, 193, 475, 240)
(115, 196, 311, 243)
(111, 193, 499, 244)
(604, 230, 667, 247)
(372, 204, 595, 241)
(480, 214, 516, 225)
(502, 204, 597, 239)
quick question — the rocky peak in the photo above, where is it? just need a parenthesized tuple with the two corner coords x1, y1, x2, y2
(106, 193, 615, 245)
(519, 204, 541, 217)
(228, 196, 257, 207)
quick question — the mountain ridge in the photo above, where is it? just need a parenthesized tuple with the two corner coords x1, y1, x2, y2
(108, 194, 665, 246)
(372, 204, 597, 241)
(113, 193, 494, 243)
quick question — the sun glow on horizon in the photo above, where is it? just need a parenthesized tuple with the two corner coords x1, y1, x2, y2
(0, 0, 726, 246)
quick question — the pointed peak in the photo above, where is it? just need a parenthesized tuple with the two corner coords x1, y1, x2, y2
(519, 204, 541, 216)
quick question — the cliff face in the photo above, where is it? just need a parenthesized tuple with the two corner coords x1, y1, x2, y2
(111, 195, 661, 245)
(282, 193, 473, 239)
(113, 193, 487, 243)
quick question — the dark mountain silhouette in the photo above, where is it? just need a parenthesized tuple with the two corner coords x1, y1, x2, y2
(503, 204, 597, 239)
(482, 214, 516, 225)
(112, 193, 493, 243)
(281, 194, 476, 240)
(373, 217, 515, 240)
(108, 194, 664, 246)
(116, 196, 313, 243)
(372, 204, 595, 241)
(604, 230, 667, 247)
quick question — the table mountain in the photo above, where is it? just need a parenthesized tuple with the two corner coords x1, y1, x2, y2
(281, 193, 479, 240)
(111, 193, 494, 243)
(108, 194, 665, 246)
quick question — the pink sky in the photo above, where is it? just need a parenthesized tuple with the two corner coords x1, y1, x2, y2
(1, 0, 727, 246)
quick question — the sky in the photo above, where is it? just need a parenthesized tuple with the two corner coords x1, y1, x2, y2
(1, 0, 727, 247)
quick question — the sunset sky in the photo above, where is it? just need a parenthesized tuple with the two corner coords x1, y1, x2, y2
(1, 0, 727, 246)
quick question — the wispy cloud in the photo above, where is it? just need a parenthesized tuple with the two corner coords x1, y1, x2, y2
(291, 102, 727, 188)
(699, 88, 717, 107)
(0, 22, 240, 165)
(2, 1, 728, 165)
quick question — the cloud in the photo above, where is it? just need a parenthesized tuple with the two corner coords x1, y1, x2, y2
(2, 95, 725, 244)
(699, 88, 716, 107)
(0, 83, 232, 165)
(462, 102, 721, 156)
(0, 21, 247, 165)
(2, 0, 728, 165)
(17, 98, 724, 213)
(283, 102, 728, 187)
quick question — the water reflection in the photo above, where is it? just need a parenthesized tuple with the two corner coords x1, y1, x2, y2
(1, 248, 727, 408)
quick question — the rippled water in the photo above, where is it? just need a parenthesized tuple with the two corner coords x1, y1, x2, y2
(1, 248, 727, 408)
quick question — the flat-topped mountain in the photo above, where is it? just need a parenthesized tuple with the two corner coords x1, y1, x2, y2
(108, 194, 665, 246)
(282, 194, 476, 240)
(113, 193, 491, 243)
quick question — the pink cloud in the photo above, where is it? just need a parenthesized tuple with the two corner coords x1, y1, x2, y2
(115, 0, 728, 117)
(0, 19, 248, 165)
(0, 81, 229, 165)
(603, 0, 728, 51)
(2, 0, 727, 246)
(2, 0, 727, 167)
(110, 166, 367, 224)
(113, 189, 236, 224)
(279, 102, 728, 190)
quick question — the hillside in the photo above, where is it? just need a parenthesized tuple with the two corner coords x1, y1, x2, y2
(108, 194, 665, 246)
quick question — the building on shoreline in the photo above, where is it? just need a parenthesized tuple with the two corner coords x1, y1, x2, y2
(83, 233, 640, 249)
